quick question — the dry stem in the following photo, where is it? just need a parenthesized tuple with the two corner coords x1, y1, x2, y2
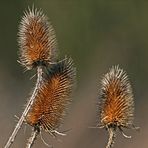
(106, 127, 116, 148)
(26, 127, 39, 148)
(4, 66, 43, 148)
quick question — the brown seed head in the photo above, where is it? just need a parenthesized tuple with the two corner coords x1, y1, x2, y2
(26, 57, 76, 132)
(99, 66, 134, 128)
(18, 7, 57, 70)
(99, 66, 135, 148)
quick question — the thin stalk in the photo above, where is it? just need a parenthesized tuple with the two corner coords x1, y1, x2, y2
(4, 66, 43, 148)
(106, 128, 116, 148)
(26, 128, 39, 148)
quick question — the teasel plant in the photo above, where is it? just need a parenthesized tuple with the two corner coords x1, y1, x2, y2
(4, 6, 76, 148)
(26, 57, 76, 148)
(18, 6, 57, 70)
(98, 66, 139, 148)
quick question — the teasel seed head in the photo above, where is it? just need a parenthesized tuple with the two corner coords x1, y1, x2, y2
(18, 6, 57, 70)
(99, 66, 135, 148)
(26, 57, 76, 134)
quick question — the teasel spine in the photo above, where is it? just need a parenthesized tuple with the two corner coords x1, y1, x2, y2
(99, 66, 135, 148)
(25, 57, 76, 147)
(18, 6, 57, 70)
(26, 57, 76, 135)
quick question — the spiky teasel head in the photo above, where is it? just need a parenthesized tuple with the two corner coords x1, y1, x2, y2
(18, 6, 57, 70)
(26, 57, 76, 135)
(99, 66, 135, 148)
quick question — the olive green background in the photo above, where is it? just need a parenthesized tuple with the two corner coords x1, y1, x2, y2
(0, 0, 148, 147)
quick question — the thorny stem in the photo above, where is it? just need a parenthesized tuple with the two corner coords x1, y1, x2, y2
(106, 127, 116, 148)
(26, 128, 39, 148)
(4, 66, 43, 148)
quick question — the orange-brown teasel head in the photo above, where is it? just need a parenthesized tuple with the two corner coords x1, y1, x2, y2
(26, 57, 76, 134)
(18, 7, 57, 70)
(99, 66, 137, 148)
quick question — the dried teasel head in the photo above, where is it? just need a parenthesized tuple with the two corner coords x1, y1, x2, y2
(26, 57, 76, 136)
(18, 6, 57, 70)
(99, 66, 136, 148)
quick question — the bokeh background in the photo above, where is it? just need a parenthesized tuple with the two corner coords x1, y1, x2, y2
(1, 0, 148, 148)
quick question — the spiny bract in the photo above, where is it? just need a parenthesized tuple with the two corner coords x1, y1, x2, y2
(18, 7, 57, 69)
(26, 57, 76, 134)
(99, 66, 134, 148)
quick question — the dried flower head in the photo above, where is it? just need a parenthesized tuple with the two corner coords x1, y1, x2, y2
(26, 57, 76, 135)
(99, 66, 135, 148)
(18, 7, 57, 70)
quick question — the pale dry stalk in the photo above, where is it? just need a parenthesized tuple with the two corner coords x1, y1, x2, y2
(26, 128, 39, 148)
(4, 66, 43, 148)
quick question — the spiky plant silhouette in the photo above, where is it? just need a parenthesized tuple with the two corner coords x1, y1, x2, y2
(4, 6, 76, 148)
(99, 66, 138, 148)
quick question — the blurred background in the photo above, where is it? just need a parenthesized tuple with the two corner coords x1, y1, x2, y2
(0, 0, 148, 148)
